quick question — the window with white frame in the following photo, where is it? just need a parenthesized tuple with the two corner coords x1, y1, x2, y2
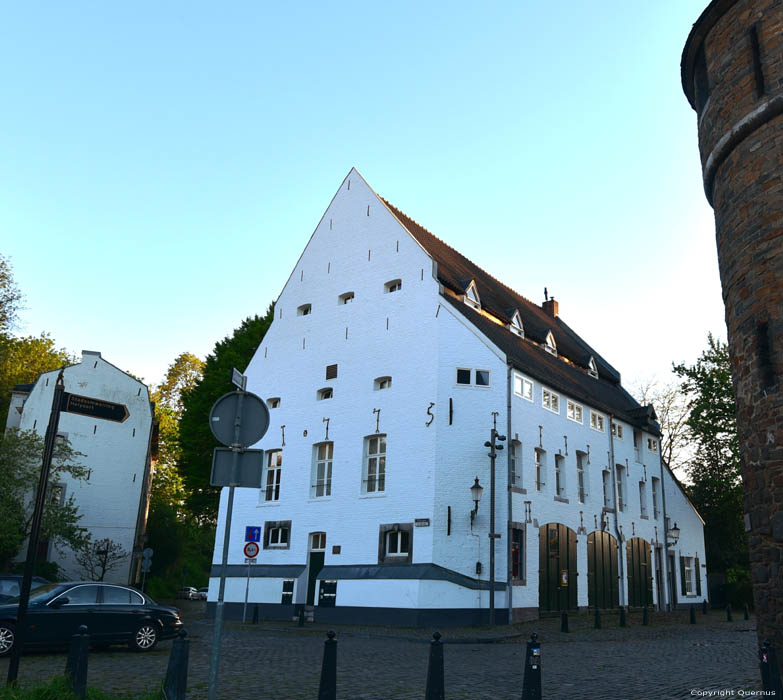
(338, 291, 355, 304)
(511, 527, 524, 581)
(386, 529, 409, 556)
(615, 465, 626, 511)
(509, 311, 524, 338)
(633, 429, 642, 461)
(639, 481, 648, 517)
(567, 400, 583, 424)
(683, 556, 695, 595)
(544, 331, 557, 356)
(651, 477, 660, 519)
(263, 520, 291, 549)
(588, 356, 598, 378)
(310, 532, 326, 551)
(513, 373, 534, 401)
(317, 387, 333, 400)
(542, 389, 560, 413)
(464, 281, 481, 310)
(384, 279, 402, 293)
(576, 451, 588, 503)
(267, 397, 280, 409)
(535, 449, 546, 491)
(647, 438, 658, 452)
(510, 440, 522, 487)
(611, 422, 623, 440)
(457, 368, 490, 386)
(297, 303, 312, 316)
(554, 454, 566, 497)
(374, 376, 392, 391)
(311, 442, 333, 498)
(602, 470, 611, 507)
(590, 412, 605, 432)
(379, 523, 412, 563)
(475, 370, 490, 386)
(264, 450, 282, 502)
(363, 435, 386, 493)
(456, 368, 471, 385)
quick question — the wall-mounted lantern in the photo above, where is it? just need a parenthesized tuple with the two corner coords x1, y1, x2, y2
(470, 477, 483, 523)
(667, 522, 681, 545)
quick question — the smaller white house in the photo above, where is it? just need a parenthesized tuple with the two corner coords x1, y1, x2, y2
(5, 350, 155, 584)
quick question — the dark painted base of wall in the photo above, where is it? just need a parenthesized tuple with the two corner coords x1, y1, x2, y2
(511, 607, 538, 623)
(205, 602, 296, 622)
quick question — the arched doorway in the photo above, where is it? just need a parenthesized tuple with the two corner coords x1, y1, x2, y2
(626, 537, 653, 608)
(538, 523, 577, 612)
(587, 530, 619, 609)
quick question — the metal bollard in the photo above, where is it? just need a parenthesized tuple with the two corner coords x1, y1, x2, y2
(317, 630, 337, 700)
(594, 607, 601, 629)
(744, 604, 750, 621)
(690, 605, 696, 624)
(727, 604, 733, 622)
(521, 632, 542, 700)
(760, 640, 783, 697)
(252, 604, 259, 625)
(64, 624, 89, 698)
(703, 599, 708, 615)
(560, 611, 568, 633)
(298, 605, 305, 627)
(163, 628, 189, 700)
(619, 606, 626, 627)
(642, 605, 649, 626)
(424, 632, 445, 700)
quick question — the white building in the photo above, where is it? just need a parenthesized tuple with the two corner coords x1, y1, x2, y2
(6, 350, 155, 584)
(211, 169, 707, 624)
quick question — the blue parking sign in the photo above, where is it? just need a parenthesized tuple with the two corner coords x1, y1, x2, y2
(245, 526, 261, 542)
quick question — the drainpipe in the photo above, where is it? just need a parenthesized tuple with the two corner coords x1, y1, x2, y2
(608, 413, 626, 607)
(658, 441, 671, 611)
(506, 363, 513, 625)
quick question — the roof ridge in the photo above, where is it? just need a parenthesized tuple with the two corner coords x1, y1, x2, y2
(380, 197, 541, 315)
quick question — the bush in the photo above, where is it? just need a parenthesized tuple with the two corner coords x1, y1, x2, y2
(9, 560, 62, 582)
(0, 676, 162, 699)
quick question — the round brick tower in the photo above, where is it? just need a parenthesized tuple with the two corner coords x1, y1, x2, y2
(682, 0, 783, 661)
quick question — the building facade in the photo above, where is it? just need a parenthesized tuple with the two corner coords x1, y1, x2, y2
(211, 169, 707, 624)
(681, 0, 782, 656)
(6, 350, 155, 584)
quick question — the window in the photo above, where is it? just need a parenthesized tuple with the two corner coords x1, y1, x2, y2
(311, 443, 333, 498)
(535, 449, 546, 491)
(513, 374, 533, 401)
(511, 527, 524, 581)
(325, 364, 338, 380)
(683, 556, 695, 595)
(542, 389, 560, 413)
(457, 368, 471, 385)
(602, 470, 612, 508)
(338, 291, 355, 304)
(475, 370, 490, 386)
(317, 387, 333, 400)
(281, 579, 294, 605)
(464, 281, 480, 310)
(611, 422, 623, 439)
(576, 451, 587, 503)
(297, 303, 312, 316)
(639, 481, 648, 517)
(59, 585, 100, 605)
(633, 429, 642, 461)
(554, 454, 565, 497)
(264, 520, 291, 549)
(544, 331, 557, 356)
(510, 440, 522, 487)
(616, 465, 626, 511)
(647, 438, 658, 453)
(508, 311, 524, 338)
(652, 477, 660, 519)
(588, 356, 598, 379)
(379, 523, 413, 563)
(386, 530, 409, 556)
(49, 483, 66, 506)
(101, 586, 143, 605)
(590, 412, 605, 432)
(364, 435, 386, 493)
(267, 397, 280, 409)
(311, 532, 326, 551)
(567, 401, 583, 424)
(385, 279, 402, 293)
(374, 376, 392, 391)
(264, 450, 282, 502)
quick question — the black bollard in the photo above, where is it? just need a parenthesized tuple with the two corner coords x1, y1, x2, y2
(760, 640, 783, 697)
(318, 630, 337, 700)
(163, 628, 189, 700)
(252, 604, 259, 625)
(521, 632, 542, 700)
(64, 625, 89, 698)
(424, 632, 445, 700)
(690, 605, 696, 624)
(560, 611, 568, 633)
(619, 606, 626, 627)
(642, 606, 649, 626)
(702, 599, 708, 615)
(744, 604, 750, 621)
(727, 604, 733, 622)
(594, 607, 601, 629)
(298, 605, 305, 627)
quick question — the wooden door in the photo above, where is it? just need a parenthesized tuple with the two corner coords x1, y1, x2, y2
(538, 523, 577, 611)
(587, 531, 619, 609)
(626, 537, 653, 607)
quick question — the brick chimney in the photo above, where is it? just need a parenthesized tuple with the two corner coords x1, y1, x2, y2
(542, 297, 559, 318)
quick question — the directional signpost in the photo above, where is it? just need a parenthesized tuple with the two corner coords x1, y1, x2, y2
(207, 370, 269, 700)
(60, 392, 130, 422)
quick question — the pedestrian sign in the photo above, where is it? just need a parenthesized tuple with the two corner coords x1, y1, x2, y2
(245, 526, 261, 543)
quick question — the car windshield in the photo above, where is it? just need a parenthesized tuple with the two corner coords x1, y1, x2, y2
(7, 583, 67, 606)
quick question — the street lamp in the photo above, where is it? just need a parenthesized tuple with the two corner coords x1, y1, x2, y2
(484, 421, 506, 625)
(470, 477, 483, 522)
(667, 522, 681, 545)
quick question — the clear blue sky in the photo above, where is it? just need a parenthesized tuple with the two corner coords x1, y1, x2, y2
(1, 1, 723, 391)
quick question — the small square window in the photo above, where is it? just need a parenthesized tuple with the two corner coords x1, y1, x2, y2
(325, 364, 338, 380)
(339, 292, 355, 304)
(267, 397, 280, 409)
(514, 374, 534, 401)
(543, 390, 559, 413)
(374, 376, 392, 391)
(297, 304, 312, 316)
(612, 422, 623, 439)
(647, 438, 658, 452)
(475, 370, 490, 386)
(590, 412, 605, 432)
(317, 388, 333, 400)
(385, 279, 402, 293)
(457, 368, 471, 385)
(567, 401, 583, 423)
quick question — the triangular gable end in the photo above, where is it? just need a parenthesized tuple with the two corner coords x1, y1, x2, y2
(464, 280, 481, 310)
(588, 356, 598, 378)
(544, 331, 557, 356)
(508, 310, 524, 338)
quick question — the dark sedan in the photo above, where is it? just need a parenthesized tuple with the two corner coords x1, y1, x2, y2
(0, 582, 182, 656)
(0, 576, 50, 604)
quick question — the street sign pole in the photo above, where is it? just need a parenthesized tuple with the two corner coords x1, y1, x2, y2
(207, 391, 244, 700)
(243, 562, 251, 624)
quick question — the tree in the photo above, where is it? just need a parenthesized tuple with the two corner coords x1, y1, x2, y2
(0, 428, 90, 571)
(74, 538, 128, 581)
(0, 254, 23, 336)
(179, 306, 274, 521)
(673, 334, 746, 574)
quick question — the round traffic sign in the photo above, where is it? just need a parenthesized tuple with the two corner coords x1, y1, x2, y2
(209, 390, 269, 448)
(244, 541, 260, 558)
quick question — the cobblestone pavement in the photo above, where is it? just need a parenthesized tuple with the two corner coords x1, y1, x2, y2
(0, 603, 765, 699)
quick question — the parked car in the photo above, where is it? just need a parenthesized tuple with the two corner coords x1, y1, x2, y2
(197, 587, 208, 601)
(0, 576, 50, 604)
(177, 587, 198, 600)
(0, 581, 182, 657)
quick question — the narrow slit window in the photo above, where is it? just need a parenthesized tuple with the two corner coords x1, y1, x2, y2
(385, 279, 402, 293)
(339, 292, 355, 305)
(297, 303, 312, 316)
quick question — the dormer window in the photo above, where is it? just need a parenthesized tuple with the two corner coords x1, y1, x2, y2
(588, 356, 598, 379)
(317, 388, 333, 401)
(297, 303, 312, 316)
(374, 376, 392, 391)
(464, 281, 481, 310)
(544, 331, 557, 356)
(339, 292, 355, 304)
(385, 279, 402, 293)
(508, 311, 524, 338)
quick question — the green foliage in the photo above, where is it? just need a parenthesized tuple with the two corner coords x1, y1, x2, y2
(9, 558, 62, 582)
(673, 334, 746, 574)
(0, 676, 162, 699)
(178, 306, 274, 521)
(0, 429, 90, 571)
(0, 254, 23, 336)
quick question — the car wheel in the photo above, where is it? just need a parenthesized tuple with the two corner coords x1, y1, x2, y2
(0, 622, 15, 658)
(129, 622, 159, 652)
